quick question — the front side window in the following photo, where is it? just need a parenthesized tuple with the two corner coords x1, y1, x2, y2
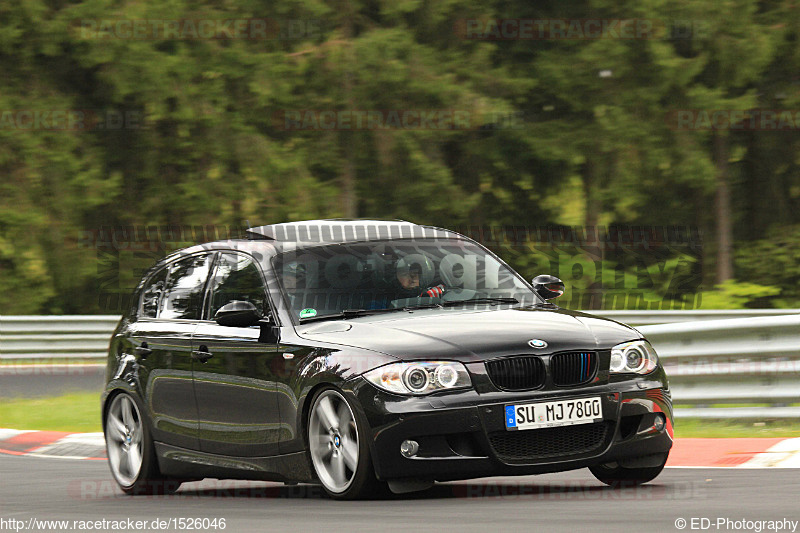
(159, 254, 214, 320)
(273, 238, 538, 320)
(140, 268, 168, 318)
(207, 252, 269, 318)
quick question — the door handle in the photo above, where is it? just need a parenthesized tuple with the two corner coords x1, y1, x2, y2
(192, 345, 213, 363)
(134, 343, 152, 359)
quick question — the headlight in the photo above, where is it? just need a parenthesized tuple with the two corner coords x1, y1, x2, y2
(610, 340, 659, 374)
(364, 361, 472, 395)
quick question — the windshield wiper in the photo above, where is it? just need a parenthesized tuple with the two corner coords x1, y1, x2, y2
(398, 303, 443, 311)
(440, 297, 519, 307)
(299, 307, 406, 323)
(299, 299, 520, 323)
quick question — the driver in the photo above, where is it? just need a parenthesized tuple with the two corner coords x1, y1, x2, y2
(365, 254, 446, 309)
(394, 257, 445, 299)
(395, 262, 421, 292)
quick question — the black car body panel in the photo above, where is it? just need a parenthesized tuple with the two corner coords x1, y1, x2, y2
(102, 219, 673, 491)
(353, 372, 672, 481)
(294, 307, 639, 361)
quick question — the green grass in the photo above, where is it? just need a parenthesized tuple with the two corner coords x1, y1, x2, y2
(3, 393, 800, 438)
(674, 418, 800, 438)
(0, 392, 102, 433)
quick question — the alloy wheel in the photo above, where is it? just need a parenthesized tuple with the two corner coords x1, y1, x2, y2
(308, 390, 360, 494)
(105, 394, 145, 487)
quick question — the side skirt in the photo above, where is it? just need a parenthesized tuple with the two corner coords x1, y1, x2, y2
(154, 442, 315, 483)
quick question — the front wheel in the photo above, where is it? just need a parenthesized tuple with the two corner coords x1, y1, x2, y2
(104, 392, 180, 495)
(307, 388, 386, 500)
(589, 455, 668, 487)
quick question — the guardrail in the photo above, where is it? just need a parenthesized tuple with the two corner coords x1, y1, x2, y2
(1, 312, 799, 419)
(639, 315, 800, 419)
(595, 309, 800, 326)
(0, 316, 119, 359)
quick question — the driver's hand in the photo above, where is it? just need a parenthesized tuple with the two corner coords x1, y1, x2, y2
(422, 284, 445, 298)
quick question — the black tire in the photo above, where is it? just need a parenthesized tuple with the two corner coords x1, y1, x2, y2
(306, 387, 388, 500)
(104, 392, 181, 495)
(589, 455, 668, 488)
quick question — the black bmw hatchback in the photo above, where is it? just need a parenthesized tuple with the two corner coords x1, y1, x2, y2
(103, 220, 673, 499)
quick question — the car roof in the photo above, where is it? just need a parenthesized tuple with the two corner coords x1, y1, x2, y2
(157, 219, 468, 264)
(245, 219, 459, 245)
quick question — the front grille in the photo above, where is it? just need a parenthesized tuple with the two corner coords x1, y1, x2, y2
(488, 422, 609, 463)
(485, 356, 545, 391)
(551, 351, 597, 386)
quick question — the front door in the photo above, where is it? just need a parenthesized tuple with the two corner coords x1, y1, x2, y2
(192, 251, 283, 457)
(132, 252, 214, 451)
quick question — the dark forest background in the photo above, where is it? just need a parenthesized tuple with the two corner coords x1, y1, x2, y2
(2, 0, 800, 313)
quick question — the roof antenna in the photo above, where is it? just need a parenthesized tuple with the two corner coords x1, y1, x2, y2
(244, 220, 273, 240)
(244, 220, 255, 240)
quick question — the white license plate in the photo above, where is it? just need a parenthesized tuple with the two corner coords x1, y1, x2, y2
(505, 397, 603, 431)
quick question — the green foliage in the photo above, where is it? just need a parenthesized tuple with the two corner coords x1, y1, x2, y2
(698, 280, 781, 309)
(734, 225, 800, 307)
(1, 0, 800, 312)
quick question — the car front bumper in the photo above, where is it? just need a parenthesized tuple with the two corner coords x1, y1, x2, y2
(350, 370, 673, 482)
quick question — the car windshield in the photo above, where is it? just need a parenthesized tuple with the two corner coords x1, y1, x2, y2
(273, 238, 540, 321)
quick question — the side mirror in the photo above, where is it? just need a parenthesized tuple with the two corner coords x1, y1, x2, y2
(532, 275, 565, 301)
(214, 300, 263, 327)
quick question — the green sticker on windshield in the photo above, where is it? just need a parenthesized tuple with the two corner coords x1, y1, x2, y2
(299, 308, 317, 319)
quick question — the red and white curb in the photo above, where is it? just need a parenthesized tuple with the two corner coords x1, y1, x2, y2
(0, 429, 105, 460)
(666, 438, 800, 468)
(1, 429, 799, 467)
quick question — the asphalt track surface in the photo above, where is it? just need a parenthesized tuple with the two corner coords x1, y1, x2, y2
(1, 455, 798, 533)
(0, 365, 104, 398)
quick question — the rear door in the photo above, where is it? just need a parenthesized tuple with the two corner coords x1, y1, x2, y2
(191, 251, 283, 457)
(129, 252, 214, 451)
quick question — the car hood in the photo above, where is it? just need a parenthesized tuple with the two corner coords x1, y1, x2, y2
(295, 307, 641, 362)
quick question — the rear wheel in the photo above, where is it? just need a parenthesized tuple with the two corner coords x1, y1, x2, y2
(104, 392, 180, 495)
(589, 456, 668, 487)
(307, 388, 385, 500)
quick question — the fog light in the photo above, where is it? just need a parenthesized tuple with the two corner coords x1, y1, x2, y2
(653, 414, 666, 432)
(400, 440, 419, 458)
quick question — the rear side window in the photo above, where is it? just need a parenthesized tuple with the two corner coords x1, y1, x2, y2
(207, 253, 268, 318)
(140, 268, 168, 318)
(159, 254, 214, 320)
